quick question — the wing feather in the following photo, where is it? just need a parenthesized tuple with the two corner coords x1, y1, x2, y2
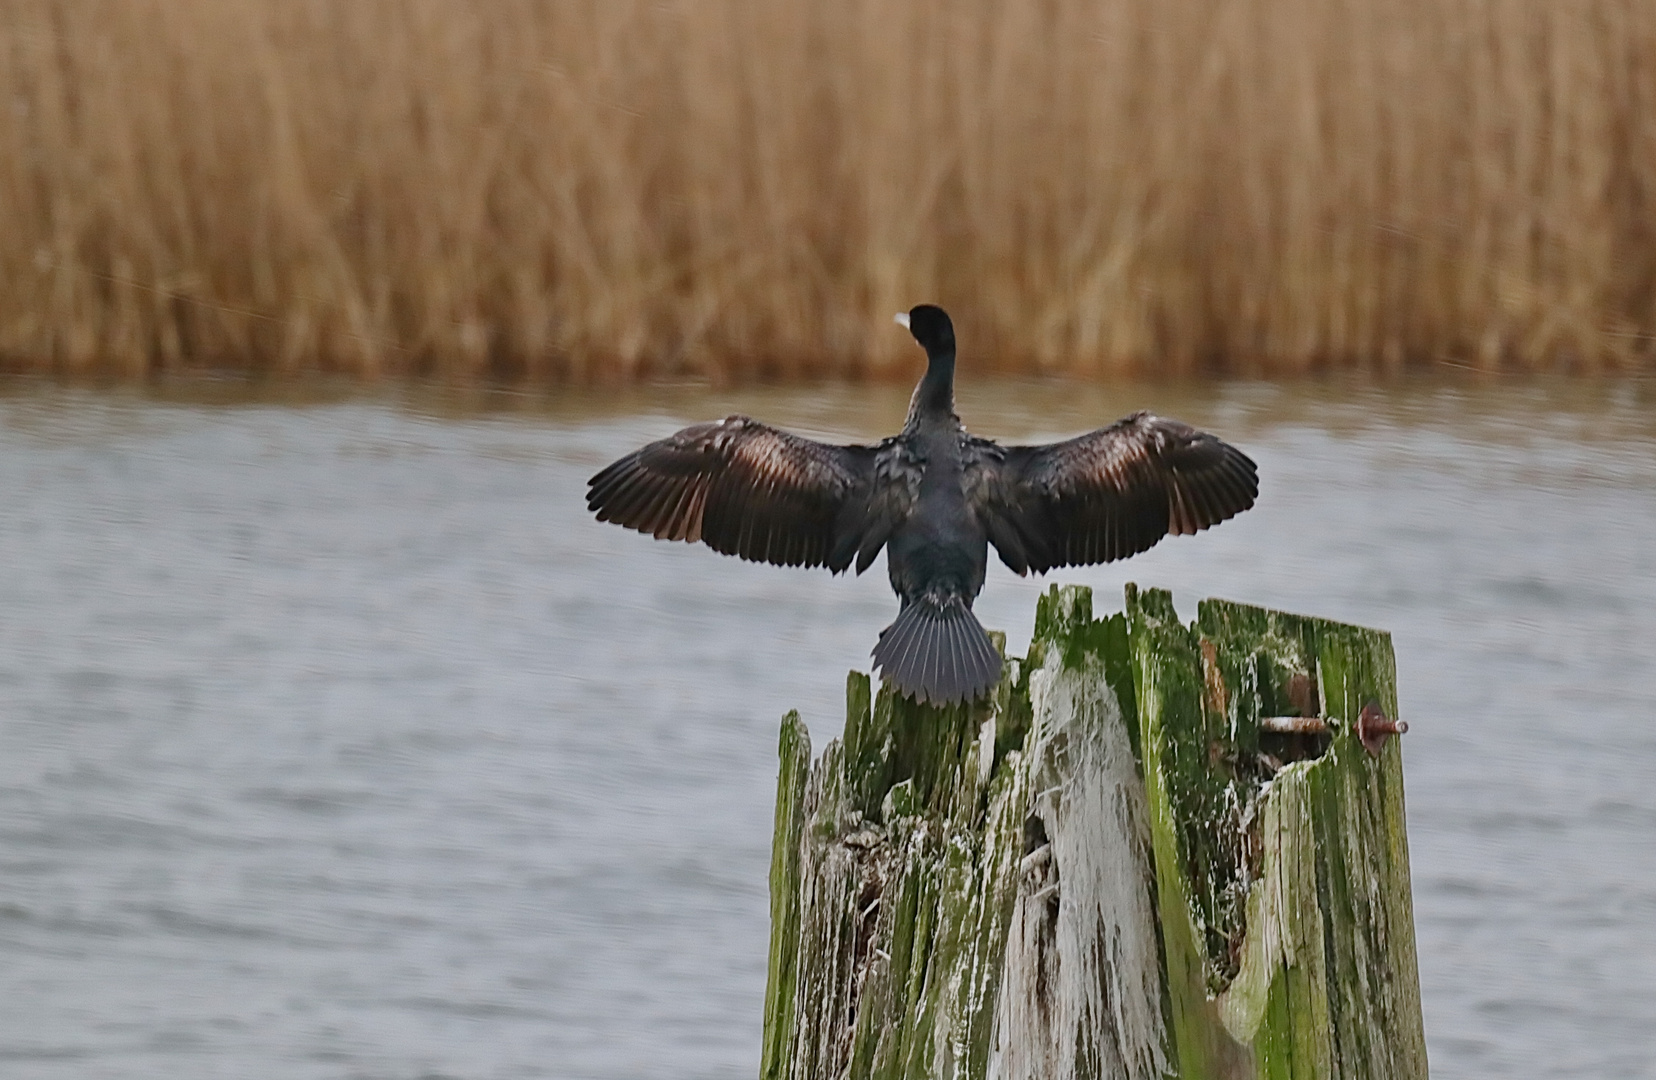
(587, 415, 885, 571)
(966, 412, 1258, 573)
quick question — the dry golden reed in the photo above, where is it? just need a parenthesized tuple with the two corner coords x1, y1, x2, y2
(1, 0, 1653, 381)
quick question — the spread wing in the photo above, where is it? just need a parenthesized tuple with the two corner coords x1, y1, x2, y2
(587, 415, 886, 571)
(965, 411, 1258, 574)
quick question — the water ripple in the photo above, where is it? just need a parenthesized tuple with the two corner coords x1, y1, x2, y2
(1, 377, 1654, 1079)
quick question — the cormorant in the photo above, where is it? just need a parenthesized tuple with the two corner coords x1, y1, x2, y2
(586, 305, 1258, 705)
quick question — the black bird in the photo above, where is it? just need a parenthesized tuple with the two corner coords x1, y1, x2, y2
(586, 305, 1258, 705)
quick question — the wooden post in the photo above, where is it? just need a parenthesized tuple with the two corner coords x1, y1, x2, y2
(761, 584, 1427, 1080)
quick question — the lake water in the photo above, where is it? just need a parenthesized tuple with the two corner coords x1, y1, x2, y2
(1, 375, 1654, 1079)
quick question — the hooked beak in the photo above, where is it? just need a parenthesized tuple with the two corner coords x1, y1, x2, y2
(894, 312, 910, 329)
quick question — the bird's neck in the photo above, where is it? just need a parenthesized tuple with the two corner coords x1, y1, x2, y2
(908, 349, 956, 423)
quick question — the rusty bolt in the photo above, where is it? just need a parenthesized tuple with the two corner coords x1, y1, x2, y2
(1357, 702, 1408, 756)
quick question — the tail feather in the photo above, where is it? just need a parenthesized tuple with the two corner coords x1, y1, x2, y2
(872, 594, 1002, 705)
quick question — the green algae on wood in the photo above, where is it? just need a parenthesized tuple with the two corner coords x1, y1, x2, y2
(762, 585, 1427, 1080)
(1128, 587, 1429, 1080)
(761, 710, 812, 1080)
(1198, 599, 1428, 1079)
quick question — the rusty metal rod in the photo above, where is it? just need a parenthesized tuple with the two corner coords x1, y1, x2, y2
(1259, 715, 1330, 735)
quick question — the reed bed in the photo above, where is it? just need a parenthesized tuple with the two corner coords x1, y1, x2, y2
(1, 0, 1653, 381)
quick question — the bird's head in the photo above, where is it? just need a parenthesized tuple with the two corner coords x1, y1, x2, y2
(895, 304, 955, 356)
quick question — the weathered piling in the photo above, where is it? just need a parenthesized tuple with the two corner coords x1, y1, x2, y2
(761, 584, 1426, 1080)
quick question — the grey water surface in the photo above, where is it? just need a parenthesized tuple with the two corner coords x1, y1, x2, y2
(1, 376, 1653, 1079)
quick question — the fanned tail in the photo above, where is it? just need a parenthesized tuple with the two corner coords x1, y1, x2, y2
(871, 593, 1002, 705)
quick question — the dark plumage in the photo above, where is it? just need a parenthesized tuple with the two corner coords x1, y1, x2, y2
(587, 305, 1259, 705)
